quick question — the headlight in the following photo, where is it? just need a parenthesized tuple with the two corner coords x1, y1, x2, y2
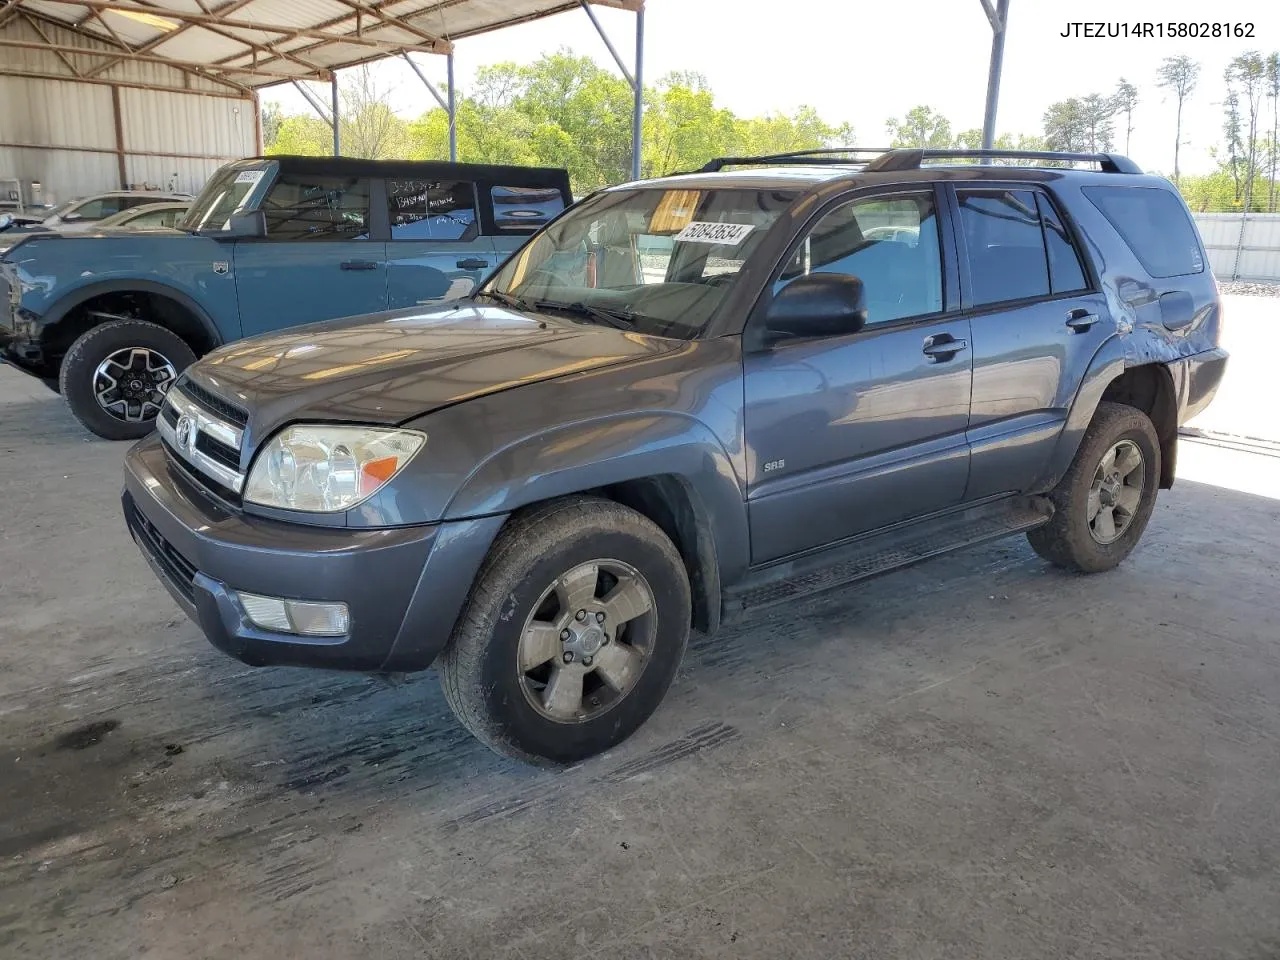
(244, 425, 426, 512)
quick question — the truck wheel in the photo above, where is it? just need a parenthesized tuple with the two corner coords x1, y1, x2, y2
(439, 496, 691, 765)
(59, 319, 196, 441)
(1027, 401, 1161, 573)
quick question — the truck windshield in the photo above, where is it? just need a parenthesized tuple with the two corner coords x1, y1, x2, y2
(480, 186, 798, 339)
(181, 163, 273, 231)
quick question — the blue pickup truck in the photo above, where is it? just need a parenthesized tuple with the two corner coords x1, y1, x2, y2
(0, 156, 572, 439)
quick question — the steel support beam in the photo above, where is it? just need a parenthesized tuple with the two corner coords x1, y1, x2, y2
(292, 79, 333, 125)
(331, 73, 341, 156)
(580, 1, 644, 181)
(447, 51, 457, 162)
(980, 0, 1009, 152)
(632, 7, 643, 181)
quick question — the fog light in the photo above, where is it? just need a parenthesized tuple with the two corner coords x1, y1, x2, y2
(237, 591, 349, 637)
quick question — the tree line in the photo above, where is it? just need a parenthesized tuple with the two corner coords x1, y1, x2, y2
(264, 49, 1280, 213)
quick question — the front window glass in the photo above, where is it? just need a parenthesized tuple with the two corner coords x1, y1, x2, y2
(70, 198, 111, 220)
(483, 186, 797, 339)
(261, 174, 371, 241)
(181, 163, 273, 231)
(775, 192, 943, 324)
(492, 185, 566, 232)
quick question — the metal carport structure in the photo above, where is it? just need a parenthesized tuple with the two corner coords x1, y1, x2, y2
(0, 0, 645, 202)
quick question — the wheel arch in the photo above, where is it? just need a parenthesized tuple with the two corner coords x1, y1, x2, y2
(1099, 363, 1178, 489)
(41, 280, 223, 364)
(443, 413, 750, 635)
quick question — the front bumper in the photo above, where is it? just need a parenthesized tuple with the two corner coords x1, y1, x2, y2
(123, 434, 504, 672)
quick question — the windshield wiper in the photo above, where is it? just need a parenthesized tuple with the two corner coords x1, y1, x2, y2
(476, 289, 526, 309)
(531, 299, 638, 330)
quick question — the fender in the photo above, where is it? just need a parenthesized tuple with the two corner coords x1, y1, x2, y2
(41, 278, 225, 350)
(1033, 333, 1126, 491)
(444, 411, 752, 589)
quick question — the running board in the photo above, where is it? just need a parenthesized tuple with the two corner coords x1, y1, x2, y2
(723, 496, 1053, 619)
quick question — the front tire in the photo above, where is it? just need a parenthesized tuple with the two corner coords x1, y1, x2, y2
(1027, 401, 1161, 573)
(439, 497, 692, 765)
(59, 319, 196, 441)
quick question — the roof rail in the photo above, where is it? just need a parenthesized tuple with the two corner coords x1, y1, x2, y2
(863, 148, 1142, 174)
(698, 147, 894, 172)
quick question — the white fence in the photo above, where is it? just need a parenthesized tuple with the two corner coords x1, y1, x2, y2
(1191, 213, 1280, 282)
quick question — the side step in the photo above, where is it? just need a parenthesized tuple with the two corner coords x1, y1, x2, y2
(723, 496, 1052, 619)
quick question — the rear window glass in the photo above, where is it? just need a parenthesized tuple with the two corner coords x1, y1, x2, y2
(956, 189, 1050, 305)
(491, 185, 566, 232)
(1082, 186, 1204, 278)
(387, 180, 476, 241)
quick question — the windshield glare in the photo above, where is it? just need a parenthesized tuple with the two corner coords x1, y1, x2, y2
(483, 186, 797, 338)
(181, 162, 272, 231)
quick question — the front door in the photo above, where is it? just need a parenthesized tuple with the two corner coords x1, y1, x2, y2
(744, 187, 973, 564)
(951, 186, 1113, 501)
(233, 171, 386, 338)
(384, 178, 496, 308)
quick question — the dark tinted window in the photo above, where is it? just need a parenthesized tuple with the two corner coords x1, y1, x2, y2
(387, 179, 476, 241)
(1083, 185, 1204, 278)
(957, 189, 1050, 305)
(261, 174, 370, 241)
(776, 192, 943, 324)
(1035, 193, 1088, 293)
(492, 185, 565, 232)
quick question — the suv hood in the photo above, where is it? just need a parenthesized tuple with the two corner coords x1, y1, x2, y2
(185, 301, 682, 441)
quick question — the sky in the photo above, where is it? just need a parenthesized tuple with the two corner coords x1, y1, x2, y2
(261, 0, 1280, 176)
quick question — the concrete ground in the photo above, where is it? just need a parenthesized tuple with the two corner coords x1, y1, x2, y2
(2, 298, 1279, 959)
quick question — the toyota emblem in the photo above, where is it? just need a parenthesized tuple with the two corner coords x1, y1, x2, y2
(175, 415, 196, 450)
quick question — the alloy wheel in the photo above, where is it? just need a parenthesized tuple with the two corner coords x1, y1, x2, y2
(93, 347, 177, 423)
(517, 559, 656, 723)
(1088, 439, 1145, 544)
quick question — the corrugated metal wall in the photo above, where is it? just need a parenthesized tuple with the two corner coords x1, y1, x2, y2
(1193, 214, 1280, 282)
(0, 17, 257, 203)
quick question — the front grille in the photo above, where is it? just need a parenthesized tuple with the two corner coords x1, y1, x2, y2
(125, 496, 198, 604)
(177, 377, 249, 427)
(162, 437, 242, 505)
(196, 432, 240, 471)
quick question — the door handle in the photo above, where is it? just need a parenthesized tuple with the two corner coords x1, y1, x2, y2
(1066, 307, 1099, 331)
(340, 260, 377, 271)
(922, 335, 968, 361)
(456, 257, 490, 270)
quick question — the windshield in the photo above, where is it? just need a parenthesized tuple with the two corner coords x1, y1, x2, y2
(181, 162, 273, 231)
(481, 186, 798, 339)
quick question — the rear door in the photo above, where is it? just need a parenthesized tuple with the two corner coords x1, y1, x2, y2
(233, 171, 385, 338)
(951, 185, 1111, 501)
(384, 178, 493, 308)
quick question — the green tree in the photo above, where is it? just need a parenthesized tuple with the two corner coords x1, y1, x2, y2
(885, 105, 952, 148)
(1267, 52, 1280, 211)
(270, 114, 331, 156)
(261, 101, 283, 151)
(1222, 91, 1244, 200)
(1043, 99, 1088, 152)
(642, 72, 738, 176)
(1113, 79, 1139, 154)
(1156, 55, 1200, 183)
(1226, 52, 1268, 211)
(734, 106, 852, 157)
(1078, 93, 1116, 152)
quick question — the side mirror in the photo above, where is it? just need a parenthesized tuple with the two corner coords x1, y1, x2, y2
(0, 214, 12, 232)
(227, 209, 266, 239)
(764, 272, 868, 341)
(61, 212, 83, 222)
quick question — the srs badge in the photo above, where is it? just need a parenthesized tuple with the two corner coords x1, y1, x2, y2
(212, 261, 230, 275)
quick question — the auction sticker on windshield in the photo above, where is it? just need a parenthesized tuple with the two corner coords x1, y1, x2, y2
(675, 221, 755, 245)
(234, 170, 264, 185)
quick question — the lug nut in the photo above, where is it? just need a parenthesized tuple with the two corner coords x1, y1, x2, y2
(595, 611, 605, 623)
(583, 656, 593, 667)
(563, 651, 574, 664)
(560, 629, 571, 641)
(575, 610, 587, 621)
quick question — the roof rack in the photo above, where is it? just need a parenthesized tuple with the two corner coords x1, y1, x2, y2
(698, 148, 895, 172)
(863, 148, 1142, 174)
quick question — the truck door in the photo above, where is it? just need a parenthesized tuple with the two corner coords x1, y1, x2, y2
(233, 172, 386, 338)
(384, 178, 496, 309)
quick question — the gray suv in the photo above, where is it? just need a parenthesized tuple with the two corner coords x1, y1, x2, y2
(122, 148, 1228, 765)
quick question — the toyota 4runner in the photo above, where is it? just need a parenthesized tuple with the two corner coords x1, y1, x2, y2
(121, 148, 1228, 765)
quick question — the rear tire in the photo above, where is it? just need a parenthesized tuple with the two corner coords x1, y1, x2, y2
(439, 496, 691, 765)
(1027, 401, 1161, 573)
(59, 319, 195, 441)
